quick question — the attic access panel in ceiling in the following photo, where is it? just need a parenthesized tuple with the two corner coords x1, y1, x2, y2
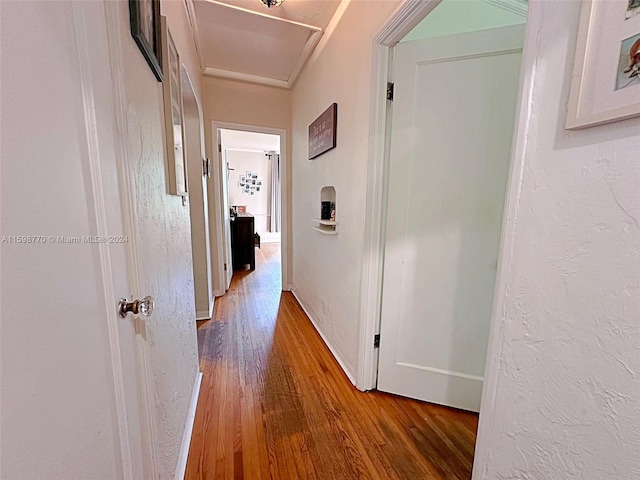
(194, 0, 327, 88)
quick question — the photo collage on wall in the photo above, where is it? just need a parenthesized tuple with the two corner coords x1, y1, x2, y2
(617, 0, 640, 90)
(239, 171, 262, 195)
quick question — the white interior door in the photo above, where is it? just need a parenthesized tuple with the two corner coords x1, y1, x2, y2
(1, 2, 157, 478)
(3, 2, 199, 477)
(67, 3, 159, 476)
(219, 135, 234, 289)
(106, 1, 201, 475)
(377, 25, 524, 412)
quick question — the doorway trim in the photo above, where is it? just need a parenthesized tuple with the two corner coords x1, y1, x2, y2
(182, 66, 215, 321)
(357, 0, 442, 392)
(211, 121, 290, 292)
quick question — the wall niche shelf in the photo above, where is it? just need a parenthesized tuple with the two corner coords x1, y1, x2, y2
(313, 186, 337, 234)
(312, 219, 337, 235)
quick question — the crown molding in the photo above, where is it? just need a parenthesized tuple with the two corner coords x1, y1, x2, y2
(203, 67, 289, 88)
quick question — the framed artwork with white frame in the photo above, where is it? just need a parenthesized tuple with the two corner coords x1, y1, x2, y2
(160, 15, 188, 196)
(566, 0, 640, 129)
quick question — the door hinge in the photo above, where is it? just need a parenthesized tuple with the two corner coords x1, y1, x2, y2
(218, 143, 222, 153)
(224, 263, 227, 271)
(374, 334, 381, 348)
(386, 82, 394, 101)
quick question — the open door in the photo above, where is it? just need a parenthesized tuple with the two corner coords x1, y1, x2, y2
(215, 128, 233, 293)
(4, 2, 201, 477)
(377, 25, 524, 412)
(218, 131, 234, 290)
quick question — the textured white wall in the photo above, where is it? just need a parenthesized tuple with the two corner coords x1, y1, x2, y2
(227, 149, 272, 236)
(291, 0, 401, 379)
(474, 1, 640, 478)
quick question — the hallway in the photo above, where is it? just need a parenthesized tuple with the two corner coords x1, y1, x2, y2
(185, 244, 478, 479)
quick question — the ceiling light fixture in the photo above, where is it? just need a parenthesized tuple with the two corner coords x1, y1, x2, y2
(259, 0, 284, 7)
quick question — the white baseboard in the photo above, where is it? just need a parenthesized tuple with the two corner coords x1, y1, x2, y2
(259, 233, 281, 243)
(174, 371, 203, 480)
(290, 288, 357, 386)
(283, 283, 293, 292)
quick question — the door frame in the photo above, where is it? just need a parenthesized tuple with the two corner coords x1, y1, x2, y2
(182, 66, 215, 320)
(211, 121, 290, 292)
(357, 0, 443, 392)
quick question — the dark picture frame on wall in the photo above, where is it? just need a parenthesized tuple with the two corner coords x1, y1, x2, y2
(129, 0, 163, 82)
(309, 103, 338, 160)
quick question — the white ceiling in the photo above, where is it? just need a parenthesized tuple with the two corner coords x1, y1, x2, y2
(188, 0, 342, 88)
(221, 129, 280, 152)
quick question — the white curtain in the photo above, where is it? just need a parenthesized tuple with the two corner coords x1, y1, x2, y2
(268, 152, 280, 233)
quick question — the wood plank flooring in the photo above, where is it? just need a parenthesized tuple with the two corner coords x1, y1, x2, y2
(186, 243, 478, 479)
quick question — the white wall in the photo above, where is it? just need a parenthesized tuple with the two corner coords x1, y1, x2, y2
(227, 149, 272, 236)
(290, 0, 401, 379)
(474, 0, 640, 478)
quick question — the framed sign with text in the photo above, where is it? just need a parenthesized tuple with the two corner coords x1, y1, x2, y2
(309, 103, 337, 160)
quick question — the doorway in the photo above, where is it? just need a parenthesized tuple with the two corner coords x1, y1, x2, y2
(358, 0, 530, 467)
(222, 129, 281, 244)
(211, 123, 288, 294)
(377, 24, 526, 414)
(182, 67, 214, 321)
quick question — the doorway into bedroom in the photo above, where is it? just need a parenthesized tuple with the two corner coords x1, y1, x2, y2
(216, 127, 284, 291)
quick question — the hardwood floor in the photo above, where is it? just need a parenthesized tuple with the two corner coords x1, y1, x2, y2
(186, 243, 478, 479)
